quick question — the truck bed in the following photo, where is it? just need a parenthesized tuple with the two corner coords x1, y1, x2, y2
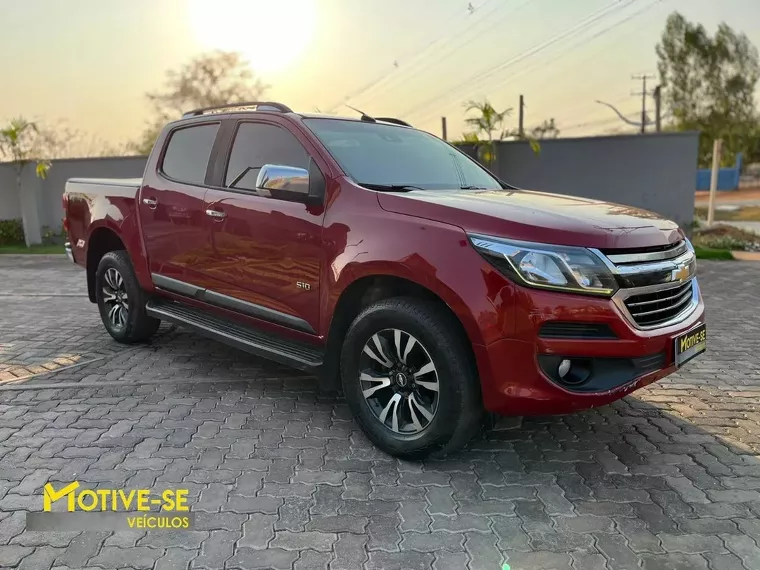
(63, 177, 143, 268)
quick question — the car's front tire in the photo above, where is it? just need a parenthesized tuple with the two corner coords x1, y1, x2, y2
(95, 250, 160, 343)
(341, 297, 483, 459)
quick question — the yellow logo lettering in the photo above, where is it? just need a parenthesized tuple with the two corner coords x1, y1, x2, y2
(43, 482, 80, 512)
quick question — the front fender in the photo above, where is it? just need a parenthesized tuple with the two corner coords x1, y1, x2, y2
(321, 202, 516, 346)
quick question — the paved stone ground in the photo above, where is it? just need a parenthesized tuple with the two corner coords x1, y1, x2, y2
(0, 255, 759, 570)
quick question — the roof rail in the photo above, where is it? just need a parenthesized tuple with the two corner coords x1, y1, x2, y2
(375, 117, 413, 127)
(182, 101, 293, 118)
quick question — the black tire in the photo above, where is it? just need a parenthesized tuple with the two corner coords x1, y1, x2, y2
(341, 297, 483, 459)
(95, 250, 160, 343)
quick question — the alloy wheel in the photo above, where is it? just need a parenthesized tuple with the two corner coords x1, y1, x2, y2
(102, 267, 128, 328)
(359, 328, 439, 434)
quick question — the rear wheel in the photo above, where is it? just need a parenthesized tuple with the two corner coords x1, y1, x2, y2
(95, 251, 160, 343)
(341, 297, 482, 459)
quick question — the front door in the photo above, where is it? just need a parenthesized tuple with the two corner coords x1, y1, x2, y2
(199, 120, 325, 334)
(139, 122, 220, 286)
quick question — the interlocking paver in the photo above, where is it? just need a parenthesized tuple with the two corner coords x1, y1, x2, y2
(1, 257, 760, 569)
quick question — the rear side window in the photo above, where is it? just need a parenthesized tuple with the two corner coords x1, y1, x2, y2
(225, 123, 309, 190)
(161, 123, 219, 184)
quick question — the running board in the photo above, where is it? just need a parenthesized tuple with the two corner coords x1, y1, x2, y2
(145, 300, 323, 372)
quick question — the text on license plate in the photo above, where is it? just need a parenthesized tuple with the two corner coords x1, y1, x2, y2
(674, 323, 706, 367)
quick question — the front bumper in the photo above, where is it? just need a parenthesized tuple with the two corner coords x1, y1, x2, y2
(474, 279, 706, 415)
(64, 242, 75, 263)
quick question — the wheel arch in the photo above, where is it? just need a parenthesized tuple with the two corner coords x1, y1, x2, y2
(85, 226, 130, 303)
(320, 273, 480, 392)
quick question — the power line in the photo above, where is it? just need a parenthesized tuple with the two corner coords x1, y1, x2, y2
(414, 0, 663, 131)
(358, 0, 534, 110)
(562, 114, 637, 131)
(403, 0, 639, 123)
(503, 0, 667, 127)
(487, 0, 666, 98)
(325, 0, 496, 113)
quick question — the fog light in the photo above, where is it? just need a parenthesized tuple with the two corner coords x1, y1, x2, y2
(558, 359, 571, 378)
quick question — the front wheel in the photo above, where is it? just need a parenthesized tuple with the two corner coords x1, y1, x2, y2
(341, 297, 483, 459)
(95, 250, 160, 343)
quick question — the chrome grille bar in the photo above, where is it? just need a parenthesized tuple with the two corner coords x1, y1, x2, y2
(626, 281, 691, 307)
(604, 240, 688, 264)
(595, 239, 700, 330)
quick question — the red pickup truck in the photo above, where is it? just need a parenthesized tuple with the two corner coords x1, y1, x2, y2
(63, 101, 706, 458)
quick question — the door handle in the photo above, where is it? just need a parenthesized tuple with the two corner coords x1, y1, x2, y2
(142, 198, 158, 209)
(206, 209, 227, 219)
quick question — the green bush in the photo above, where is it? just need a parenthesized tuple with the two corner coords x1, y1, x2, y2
(0, 219, 24, 246)
(42, 225, 68, 246)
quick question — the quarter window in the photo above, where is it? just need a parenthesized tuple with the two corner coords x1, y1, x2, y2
(225, 123, 309, 191)
(161, 123, 219, 184)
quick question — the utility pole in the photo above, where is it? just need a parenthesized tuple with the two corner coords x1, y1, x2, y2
(653, 85, 662, 133)
(707, 139, 723, 226)
(518, 95, 525, 138)
(441, 117, 448, 141)
(631, 74, 655, 134)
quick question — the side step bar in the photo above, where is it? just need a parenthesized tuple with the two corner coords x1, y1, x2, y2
(145, 300, 323, 372)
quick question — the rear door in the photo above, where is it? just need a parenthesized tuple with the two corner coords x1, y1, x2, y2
(139, 121, 221, 287)
(199, 119, 326, 334)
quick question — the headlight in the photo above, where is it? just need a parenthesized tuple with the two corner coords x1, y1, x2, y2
(469, 234, 618, 296)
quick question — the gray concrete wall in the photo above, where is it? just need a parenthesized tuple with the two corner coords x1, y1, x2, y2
(0, 156, 147, 243)
(462, 131, 700, 231)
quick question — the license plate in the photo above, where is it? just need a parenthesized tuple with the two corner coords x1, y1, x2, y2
(674, 323, 706, 367)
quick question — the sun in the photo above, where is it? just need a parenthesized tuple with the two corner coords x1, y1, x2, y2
(188, 0, 316, 75)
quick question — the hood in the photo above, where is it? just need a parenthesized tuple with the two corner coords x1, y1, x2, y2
(376, 188, 684, 250)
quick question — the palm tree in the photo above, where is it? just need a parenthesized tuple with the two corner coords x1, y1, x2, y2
(0, 118, 51, 247)
(463, 99, 512, 167)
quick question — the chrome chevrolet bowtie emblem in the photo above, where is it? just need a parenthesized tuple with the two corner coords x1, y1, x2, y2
(671, 264, 690, 282)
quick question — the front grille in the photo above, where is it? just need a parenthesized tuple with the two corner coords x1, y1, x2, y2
(623, 280, 694, 327)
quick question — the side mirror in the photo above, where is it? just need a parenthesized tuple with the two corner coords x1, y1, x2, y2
(256, 164, 309, 197)
(255, 163, 325, 206)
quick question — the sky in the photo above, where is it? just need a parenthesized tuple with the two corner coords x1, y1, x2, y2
(1, 0, 759, 152)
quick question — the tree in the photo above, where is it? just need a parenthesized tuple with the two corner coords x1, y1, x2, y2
(133, 50, 269, 154)
(0, 118, 51, 247)
(36, 122, 132, 159)
(656, 12, 760, 166)
(530, 118, 560, 140)
(463, 99, 513, 166)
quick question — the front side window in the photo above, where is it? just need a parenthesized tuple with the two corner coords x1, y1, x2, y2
(225, 123, 310, 191)
(161, 123, 219, 184)
(303, 118, 502, 190)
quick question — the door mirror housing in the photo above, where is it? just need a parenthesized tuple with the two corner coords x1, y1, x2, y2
(256, 164, 323, 205)
(256, 164, 309, 194)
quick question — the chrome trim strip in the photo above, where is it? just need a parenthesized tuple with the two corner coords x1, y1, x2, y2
(604, 241, 688, 264)
(151, 274, 315, 334)
(64, 242, 75, 263)
(612, 278, 700, 331)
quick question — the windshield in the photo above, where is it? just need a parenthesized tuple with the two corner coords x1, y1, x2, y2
(303, 118, 502, 190)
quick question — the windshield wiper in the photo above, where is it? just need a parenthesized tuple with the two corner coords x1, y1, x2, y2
(460, 185, 488, 190)
(359, 183, 424, 192)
